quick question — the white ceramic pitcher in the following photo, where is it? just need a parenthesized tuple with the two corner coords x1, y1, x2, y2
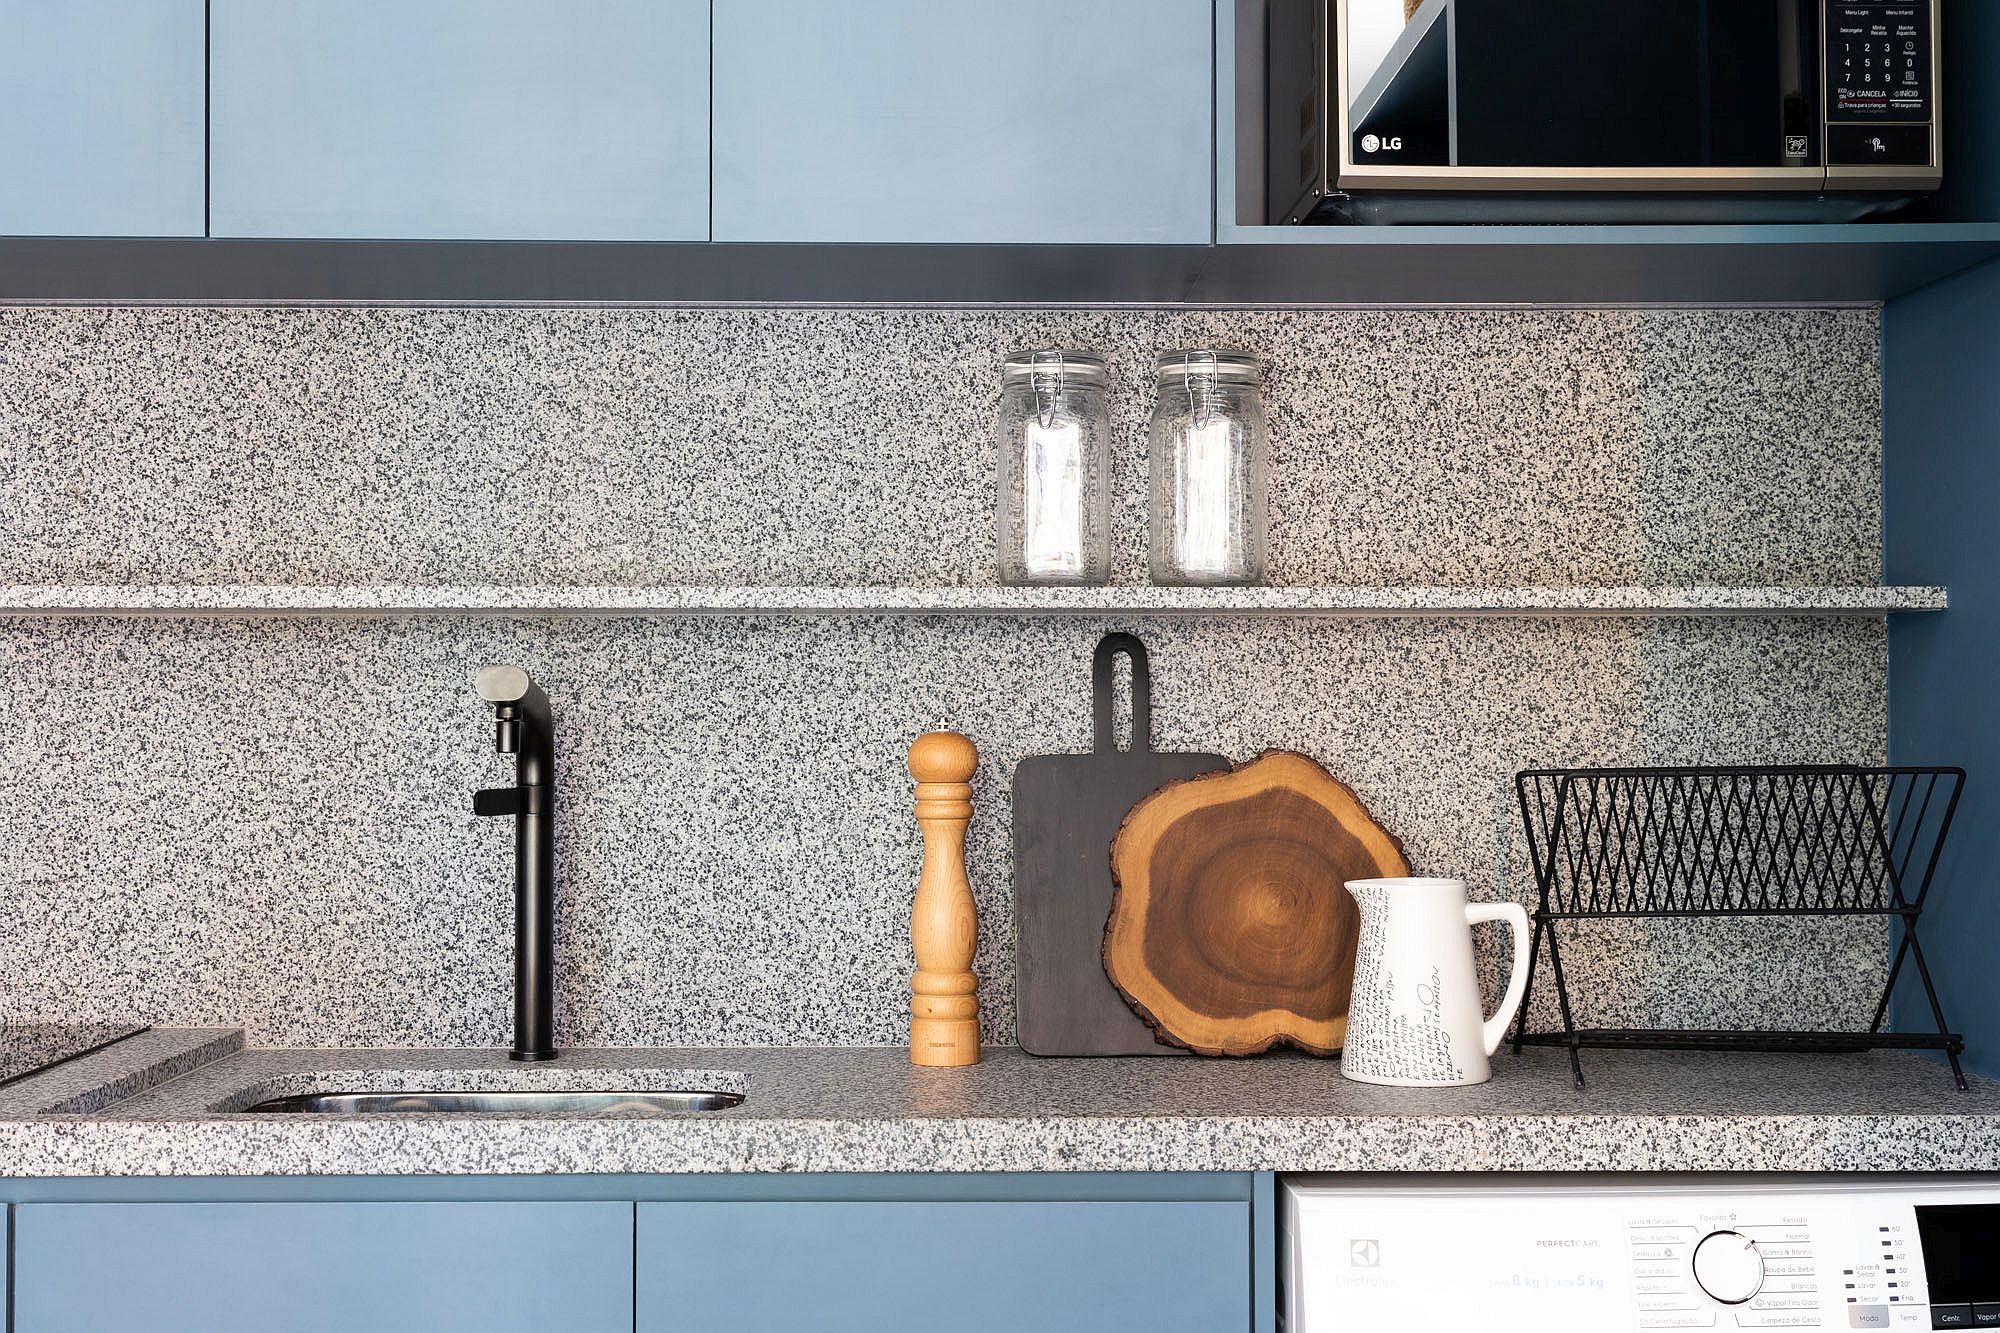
(1339, 878, 1531, 1087)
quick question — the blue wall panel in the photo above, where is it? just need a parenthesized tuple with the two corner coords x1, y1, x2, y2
(1885, 256, 2000, 1079)
(638, 1199, 1251, 1332)
(0, 0, 204, 236)
(12, 1200, 633, 1333)
(1935, 0, 2000, 222)
(712, 0, 1213, 244)
(210, 0, 710, 240)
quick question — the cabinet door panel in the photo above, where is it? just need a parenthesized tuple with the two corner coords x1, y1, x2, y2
(211, 0, 709, 240)
(713, 0, 1212, 244)
(637, 1199, 1248, 1332)
(0, 0, 204, 236)
(14, 1201, 632, 1333)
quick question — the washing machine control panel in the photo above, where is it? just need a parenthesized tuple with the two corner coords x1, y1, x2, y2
(1282, 1177, 2000, 1332)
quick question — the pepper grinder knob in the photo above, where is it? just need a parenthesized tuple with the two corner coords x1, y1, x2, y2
(907, 731, 981, 1067)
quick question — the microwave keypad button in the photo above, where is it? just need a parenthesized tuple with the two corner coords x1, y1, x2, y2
(1829, 3, 1932, 121)
(1828, 124, 1931, 167)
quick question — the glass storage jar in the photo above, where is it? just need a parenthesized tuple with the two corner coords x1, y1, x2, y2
(995, 350, 1112, 585)
(1148, 350, 1267, 585)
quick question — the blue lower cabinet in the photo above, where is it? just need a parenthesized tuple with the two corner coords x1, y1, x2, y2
(636, 1199, 1252, 1332)
(12, 1201, 633, 1333)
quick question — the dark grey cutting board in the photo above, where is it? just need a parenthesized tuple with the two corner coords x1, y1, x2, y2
(1013, 633, 1231, 1057)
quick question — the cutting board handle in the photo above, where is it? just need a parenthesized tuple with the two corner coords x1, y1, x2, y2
(1092, 633, 1153, 755)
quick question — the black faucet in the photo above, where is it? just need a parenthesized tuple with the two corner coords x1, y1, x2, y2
(473, 664, 557, 1062)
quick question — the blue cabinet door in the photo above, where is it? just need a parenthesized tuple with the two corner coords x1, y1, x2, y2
(636, 1200, 1250, 1332)
(712, 0, 1213, 244)
(210, 0, 710, 240)
(13, 1201, 633, 1333)
(0, 0, 204, 236)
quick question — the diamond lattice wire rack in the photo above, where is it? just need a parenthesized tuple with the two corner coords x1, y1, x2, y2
(1511, 765, 1968, 1090)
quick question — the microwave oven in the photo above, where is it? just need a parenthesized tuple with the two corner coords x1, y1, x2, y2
(1267, 0, 1943, 224)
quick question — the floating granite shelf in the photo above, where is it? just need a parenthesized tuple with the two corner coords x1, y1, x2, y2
(0, 585, 1950, 618)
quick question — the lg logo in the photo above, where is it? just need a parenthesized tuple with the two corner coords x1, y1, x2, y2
(1360, 134, 1403, 153)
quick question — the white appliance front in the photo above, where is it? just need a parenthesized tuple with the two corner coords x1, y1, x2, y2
(1282, 1174, 2000, 1332)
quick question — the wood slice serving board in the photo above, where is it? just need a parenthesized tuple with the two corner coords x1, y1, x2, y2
(1104, 750, 1409, 1056)
(1013, 634, 1230, 1056)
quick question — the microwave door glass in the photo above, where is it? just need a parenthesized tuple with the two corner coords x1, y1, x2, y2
(1346, 0, 1817, 170)
(1346, 0, 1414, 96)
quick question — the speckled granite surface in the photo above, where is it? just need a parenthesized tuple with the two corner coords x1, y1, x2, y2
(0, 613, 1889, 1047)
(0, 585, 1945, 616)
(0, 1022, 144, 1086)
(0, 1039, 1993, 1177)
(0, 307, 1880, 588)
(0, 1029, 242, 1115)
(0, 305, 1899, 1051)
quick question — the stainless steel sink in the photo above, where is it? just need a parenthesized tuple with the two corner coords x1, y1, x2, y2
(245, 1090, 744, 1114)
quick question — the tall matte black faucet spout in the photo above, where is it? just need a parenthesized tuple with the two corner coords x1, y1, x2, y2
(473, 664, 557, 1062)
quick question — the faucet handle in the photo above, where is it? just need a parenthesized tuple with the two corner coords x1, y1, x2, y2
(474, 787, 525, 817)
(475, 786, 547, 817)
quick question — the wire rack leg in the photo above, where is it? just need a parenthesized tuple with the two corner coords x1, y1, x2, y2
(1544, 920, 1586, 1088)
(1869, 925, 1916, 1036)
(1905, 928, 1969, 1092)
(1512, 914, 1548, 1058)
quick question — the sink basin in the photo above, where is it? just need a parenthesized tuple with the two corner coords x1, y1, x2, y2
(245, 1090, 744, 1114)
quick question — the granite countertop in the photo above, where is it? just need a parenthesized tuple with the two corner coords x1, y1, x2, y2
(0, 1029, 1995, 1177)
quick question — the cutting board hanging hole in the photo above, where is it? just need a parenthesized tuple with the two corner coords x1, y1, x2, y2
(1094, 632, 1150, 755)
(1108, 649, 1135, 751)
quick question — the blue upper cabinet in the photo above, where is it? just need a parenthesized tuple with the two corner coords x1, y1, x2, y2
(711, 0, 1213, 244)
(13, 1201, 634, 1333)
(0, 0, 204, 236)
(209, 0, 710, 241)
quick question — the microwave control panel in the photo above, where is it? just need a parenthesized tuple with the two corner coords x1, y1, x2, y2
(1826, 2, 1933, 122)
(1283, 1176, 2000, 1333)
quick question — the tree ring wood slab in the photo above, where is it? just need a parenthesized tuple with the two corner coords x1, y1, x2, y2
(1103, 750, 1410, 1057)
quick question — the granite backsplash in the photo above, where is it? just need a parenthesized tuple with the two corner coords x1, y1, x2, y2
(0, 306, 1888, 1048)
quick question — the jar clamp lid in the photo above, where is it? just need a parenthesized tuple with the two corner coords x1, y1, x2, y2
(1154, 349, 1261, 382)
(1000, 350, 1110, 383)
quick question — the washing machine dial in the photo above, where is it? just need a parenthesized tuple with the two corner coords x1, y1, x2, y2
(1692, 1230, 1764, 1305)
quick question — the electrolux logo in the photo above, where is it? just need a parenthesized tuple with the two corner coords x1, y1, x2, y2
(1359, 133, 1403, 154)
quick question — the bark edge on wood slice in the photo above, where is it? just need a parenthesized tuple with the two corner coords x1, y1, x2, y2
(1103, 750, 1410, 1057)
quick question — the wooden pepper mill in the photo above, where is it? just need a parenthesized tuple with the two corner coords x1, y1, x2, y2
(907, 731, 981, 1067)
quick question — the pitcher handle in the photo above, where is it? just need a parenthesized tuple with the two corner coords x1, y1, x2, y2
(1463, 902, 1531, 1057)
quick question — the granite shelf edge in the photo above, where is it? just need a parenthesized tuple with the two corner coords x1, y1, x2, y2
(0, 585, 1951, 618)
(0, 1112, 1991, 1178)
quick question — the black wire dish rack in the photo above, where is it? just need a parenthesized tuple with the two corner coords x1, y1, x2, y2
(1511, 765, 1969, 1090)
